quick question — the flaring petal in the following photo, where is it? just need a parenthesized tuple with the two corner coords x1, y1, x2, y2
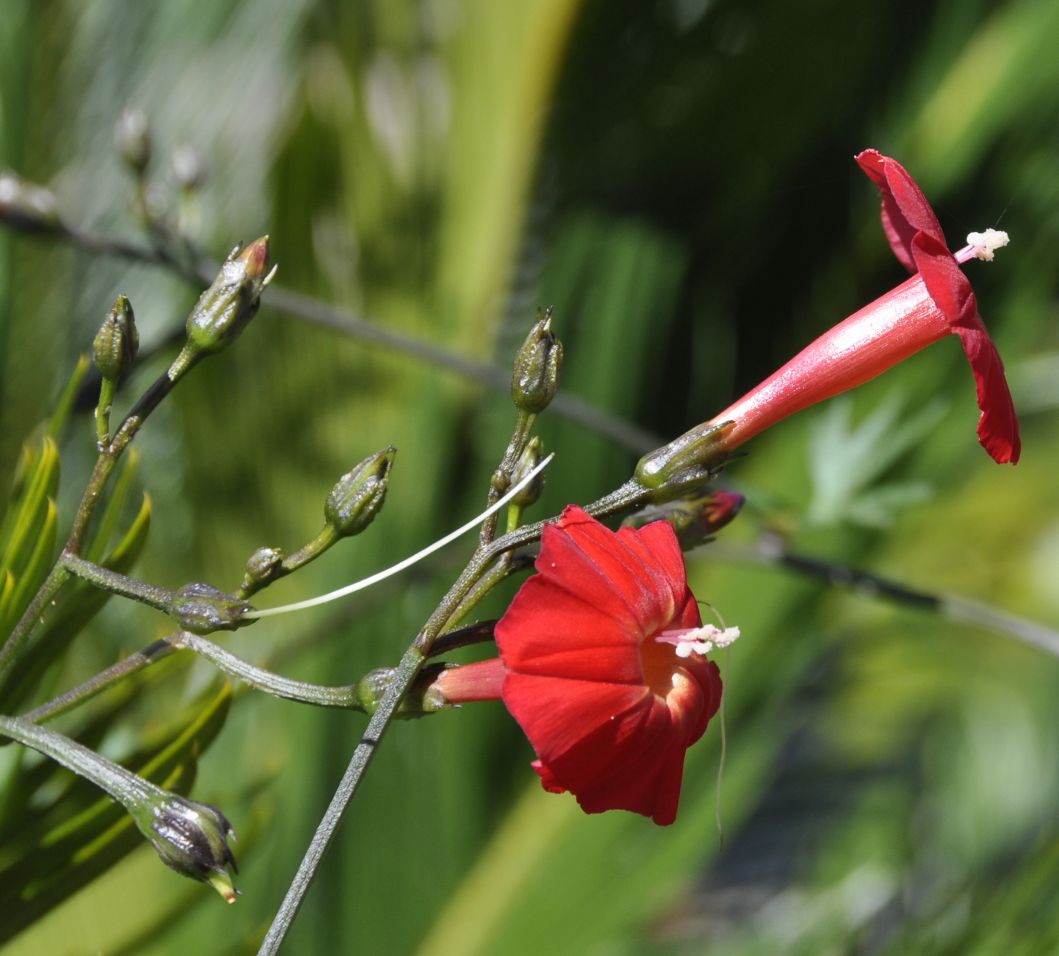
(856, 149, 947, 272)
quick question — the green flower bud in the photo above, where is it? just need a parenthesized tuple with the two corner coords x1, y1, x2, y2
(510, 436, 546, 509)
(634, 421, 735, 502)
(114, 107, 152, 174)
(241, 546, 285, 594)
(356, 663, 449, 717)
(170, 582, 254, 635)
(324, 446, 395, 539)
(623, 489, 745, 549)
(511, 307, 562, 414)
(131, 793, 238, 903)
(92, 295, 139, 381)
(182, 237, 276, 359)
(0, 170, 61, 232)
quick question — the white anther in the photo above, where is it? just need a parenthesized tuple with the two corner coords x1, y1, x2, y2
(966, 229, 1009, 262)
(670, 624, 741, 658)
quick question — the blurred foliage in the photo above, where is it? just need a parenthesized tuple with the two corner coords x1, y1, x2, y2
(1, 0, 1057, 954)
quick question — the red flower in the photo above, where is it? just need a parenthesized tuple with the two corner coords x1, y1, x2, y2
(436, 506, 732, 825)
(707, 149, 1020, 464)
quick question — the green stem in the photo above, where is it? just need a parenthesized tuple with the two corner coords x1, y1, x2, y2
(96, 378, 116, 446)
(480, 412, 535, 546)
(66, 455, 117, 555)
(1, 216, 660, 454)
(257, 640, 426, 956)
(0, 713, 157, 810)
(3, 360, 196, 681)
(170, 632, 364, 709)
(241, 526, 338, 599)
(0, 564, 71, 678)
(258, 476, 652, 953)
(62, 554, 173, 612)
(19, 639, 174, 725)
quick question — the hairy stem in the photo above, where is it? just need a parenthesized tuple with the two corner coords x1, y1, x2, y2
(258, 476, 653, 953)
(62, 554, 173, 612)
(0, 713, 157, 808)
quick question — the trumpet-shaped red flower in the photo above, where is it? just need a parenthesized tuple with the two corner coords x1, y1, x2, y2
(707, 149, 1020, 464)
(436, 506, 731, 825)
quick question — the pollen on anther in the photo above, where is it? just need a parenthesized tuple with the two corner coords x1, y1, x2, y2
(966, 228, 1010, 262)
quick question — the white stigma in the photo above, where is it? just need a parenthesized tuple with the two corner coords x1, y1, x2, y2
(966, 228, 1009, 262)
(672, 624, 742, 658)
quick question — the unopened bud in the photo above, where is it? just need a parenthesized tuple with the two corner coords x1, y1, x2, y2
(181, 237, 276, 362)
(634, 421, 735, 502)
(356, 663, 449, 717)
(511, 307, 562, 414)
(114, 107, 152, 174)
(623, 489, 745, 549)
(171, 144, 206, 191)
(0, 170, 61, 232)
(170, 582, 254, 634)
(131, 793, 238, 902)
(241, 546, 285, 594)
(509, 437, 546, 509)
(324, 447, 395, 538)
(92, 295, 139, 381)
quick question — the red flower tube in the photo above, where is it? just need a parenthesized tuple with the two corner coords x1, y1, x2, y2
(707, 149, 1020, 464)
(435, 505, 734, 825)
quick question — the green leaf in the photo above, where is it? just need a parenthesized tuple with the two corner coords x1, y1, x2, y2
(0, 436, 60, 579)
(0, 684, 232, 946)
(0, 490, 151, 713)
(46, 355, 91, 441)
(2, 497, 57, 636)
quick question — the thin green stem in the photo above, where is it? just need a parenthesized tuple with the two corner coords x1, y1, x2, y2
(480, 412, 535, 546)
(96, 378, 116, 446)
(1, 215, 660, 454)
(62, 554, 173, 612)
(0, 713, 156, 808)
(440, 554, 525, 634)
(0, 565, 71, 677)
(170, 632, 364, 709)
(240, 526, 339, 599)
(258, 475, 653, 953)
(19, 639, 174, 726)
(257, 640, 426, 956)
(66, 455, 117, 555)
(3, 356, 196, 681)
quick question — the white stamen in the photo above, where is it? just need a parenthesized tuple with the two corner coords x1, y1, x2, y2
(965, 228, 1009, 262)
(665, 624, 742, 658)
(248, 453, 554, 619)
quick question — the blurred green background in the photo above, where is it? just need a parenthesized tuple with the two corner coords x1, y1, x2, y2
(2, 0, 1058, 953)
